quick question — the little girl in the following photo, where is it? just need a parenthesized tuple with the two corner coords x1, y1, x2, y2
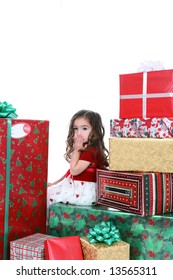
(47, 109, 109, 207)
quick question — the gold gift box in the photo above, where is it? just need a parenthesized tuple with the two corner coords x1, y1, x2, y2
(109, 137, 173, 173)
(80, 237, 130, 260)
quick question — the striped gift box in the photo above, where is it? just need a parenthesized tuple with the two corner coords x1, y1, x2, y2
(10, 233, 54, 260)
(96, 169, 173, 216)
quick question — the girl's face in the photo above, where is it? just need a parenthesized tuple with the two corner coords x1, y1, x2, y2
(73, 117, 92, 143)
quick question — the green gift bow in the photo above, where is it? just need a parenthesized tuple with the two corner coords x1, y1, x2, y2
(0, 101, 18, 118)
(87, 221, 121, 246)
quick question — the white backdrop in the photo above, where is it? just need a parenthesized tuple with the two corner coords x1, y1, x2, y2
(1, 0, 173, 182)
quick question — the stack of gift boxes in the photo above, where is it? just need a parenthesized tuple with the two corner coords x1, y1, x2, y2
(46, 69, 173, 260)
(97, 69, 173, 217)
(98, 70, 173, 216)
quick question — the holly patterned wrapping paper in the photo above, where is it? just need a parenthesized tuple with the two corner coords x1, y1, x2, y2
(80, 237, 130, 260)
(10, 233, 54, 260)
(119, 69, 173, 119)
(0, 119, 49, 260)
(109, 137, 173, 173)
(96, 169, 173, 216)
(48, 202, 173, 260)
(110, 118, 173, 138)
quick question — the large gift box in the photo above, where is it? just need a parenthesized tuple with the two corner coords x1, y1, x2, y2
(10, 233, 54, 260)
(48, 202, 173, 260)
(96, 169, 173, 216)
(110, 118, 173, 138)
(109, 137, 173, 173)
(0, 119, 49, 260)
(80, 237, 130, 260)
(119, 69, 173, 119)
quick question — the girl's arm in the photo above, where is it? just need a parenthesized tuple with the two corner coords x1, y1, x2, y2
(47, 174, 66, 187)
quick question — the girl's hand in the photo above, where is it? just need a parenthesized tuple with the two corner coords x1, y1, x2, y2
(74, 135, 87, 151)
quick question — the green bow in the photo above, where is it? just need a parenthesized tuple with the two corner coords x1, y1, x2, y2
(87, 221, 121, 246)
(0, 101, 18, 118)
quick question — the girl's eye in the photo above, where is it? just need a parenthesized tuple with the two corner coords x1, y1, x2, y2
(73, 127, 78, 131)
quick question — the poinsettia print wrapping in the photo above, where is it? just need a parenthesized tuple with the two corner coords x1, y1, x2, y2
(110, 118, 173, 138)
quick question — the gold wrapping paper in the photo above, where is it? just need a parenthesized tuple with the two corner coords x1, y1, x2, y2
(80, 237, 130, 260)
(109, 137, 173, 173)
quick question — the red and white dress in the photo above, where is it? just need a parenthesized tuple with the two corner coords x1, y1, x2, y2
(47, 147, 103, 209)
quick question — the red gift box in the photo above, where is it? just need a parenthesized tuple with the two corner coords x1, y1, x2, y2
(0, 119, 49, 260)
(119, 69, 173, 119)
(44, 236, 84, 260)
(96, 169, 173, 216)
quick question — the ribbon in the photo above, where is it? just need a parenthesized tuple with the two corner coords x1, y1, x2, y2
(137, 60, 164, 72)
(0, 101, 18, 118)
(87, 221, 121, 246)
(3, 119, 12, 259)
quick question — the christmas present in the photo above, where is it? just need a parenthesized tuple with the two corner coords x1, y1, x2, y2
(47, 202, 173, 260)
(109, 137, 173, 173)
(96, 169, 173, 216)
(80, 221, 130, 260)
(10, 233, 54, 260)
(0, 117, 49, 260)
(119, 69, 173, 119)
(80, 238, 129, 260)
(110, 118, 173, 138)
(44, 236, 84, 260)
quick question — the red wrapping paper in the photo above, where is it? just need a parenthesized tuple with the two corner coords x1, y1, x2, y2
(44, 236, 84, 260)
(0, 119, 49, 259)
(96, 169, 173, 216)
(120, 69, 173, 118)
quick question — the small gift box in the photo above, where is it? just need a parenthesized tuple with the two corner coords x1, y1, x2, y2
(80, 238, 130, 260)
(10, 233, 54, 260)
(80, 222, 130, 260)
(44, 236, 84, 260)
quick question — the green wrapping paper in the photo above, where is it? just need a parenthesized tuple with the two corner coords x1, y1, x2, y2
(48, 202, 173, 260)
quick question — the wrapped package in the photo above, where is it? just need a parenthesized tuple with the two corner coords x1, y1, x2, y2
(47, 202, 173, 260)
(119, 69, 173, 118)
(0, 118, 49, 259)
(44, 236, 83, 260)
(96, 169, 173, 216)
(109, 137, 173, 173)
(80, 237, 129, 260)
(10, 233, 53, 260)
(110, 117, 173, 138)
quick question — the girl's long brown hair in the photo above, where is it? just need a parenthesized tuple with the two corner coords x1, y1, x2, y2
(64, 109, 109, 167)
